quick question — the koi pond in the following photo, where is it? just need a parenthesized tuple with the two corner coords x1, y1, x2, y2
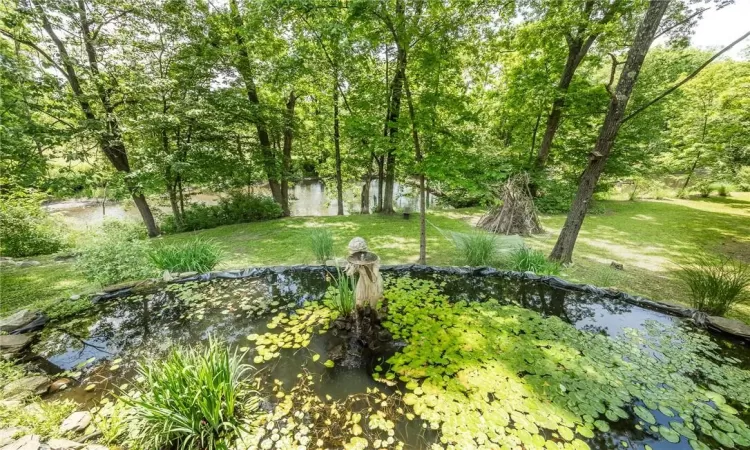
(29, 268, 750, 450)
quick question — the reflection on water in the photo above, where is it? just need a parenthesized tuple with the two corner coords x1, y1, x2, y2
(45, 179, 416, 230)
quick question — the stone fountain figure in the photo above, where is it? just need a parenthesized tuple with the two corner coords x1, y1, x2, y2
(344, 237, 384, 309)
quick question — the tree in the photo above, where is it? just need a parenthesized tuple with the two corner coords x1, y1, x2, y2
(2, 0, 160, 236)
(549, 0, 670, 263)
(527, 0, 638, 168)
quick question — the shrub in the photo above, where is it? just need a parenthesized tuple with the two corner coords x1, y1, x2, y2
(452, 232, 498, 266)
(735, 167, 750, 192)
(124, 338, 257, 450)
(160, 192, 282, 233)
(533, 177, 577, 214)
(715, 183, 731, 197)
(501, 246, 561, 275)
(696, 182, 712, 198)
(149, 238, 223, 273)
(309, 229, 334, 263)
(75, 220, 156, 286)
(0, 190, 65, 257)
(678, 256, 750, 316)
(326, 266, 356, 316)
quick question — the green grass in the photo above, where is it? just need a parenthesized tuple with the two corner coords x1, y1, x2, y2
(2, 194, 749, 324)
(0, 257, 95, 315)
(529, 193, 750, 323)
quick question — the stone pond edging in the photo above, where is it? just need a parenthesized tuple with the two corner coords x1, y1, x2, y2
(82, 264, 750, 342)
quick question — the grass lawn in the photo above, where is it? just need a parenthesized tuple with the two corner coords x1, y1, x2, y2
(2, 193, 749, 323)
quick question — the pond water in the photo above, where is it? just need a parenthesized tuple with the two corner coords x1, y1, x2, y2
(29, 270, 750, 450)
(45, 180, 416, 231)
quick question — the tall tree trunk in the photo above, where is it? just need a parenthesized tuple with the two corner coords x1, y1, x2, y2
(404, 75, 426, 264)
(281, 90, 296, 217)
(383, 46, 408, 214)
(549, 0, 670, 264)
(681, 115, 708, 191)
(163, 131, 183, 228)
(535, 38, 589, 168)
(529, 111, 542, 164)
(376, 156, 385, 212)
(229, 0, 281, 205)
(333, 79, 344, 215)
(177, 176, 185, 215)
(30, 1, 159, 236)
(361, 171, 372, 214)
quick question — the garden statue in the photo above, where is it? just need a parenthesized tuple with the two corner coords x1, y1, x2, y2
(344, 237, 384, 309)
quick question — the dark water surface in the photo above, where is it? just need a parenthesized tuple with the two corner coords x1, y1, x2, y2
(31, 271, 750, 449)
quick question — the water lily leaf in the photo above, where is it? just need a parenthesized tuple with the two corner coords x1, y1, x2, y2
(85, 384, 96, 391)
(670, 421, 697, 440)
(557, 425, 574, 441)
(312, 354, 320, 362)
(712, 429, 736, 448)
(689, 439, 710, 450)
(594, 420, 610, 432)
(634, 405, 656, 425)
(323, 359, 335, 368)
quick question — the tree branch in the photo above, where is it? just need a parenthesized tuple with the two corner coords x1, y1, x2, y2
(623, 29, 750, 123)
(0, 28, 66, 75)
(653, 7, 709, 41)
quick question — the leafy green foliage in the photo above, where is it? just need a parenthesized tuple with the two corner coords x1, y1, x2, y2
(75, 221, 156, 286)
(679, 256, 750, 316)
(381, 277, 750, 449)
(501, 246, 561, 275)
(0, 190, 65, 257)
(533, 177, 578, 214)
(696, 181, 713, 198)
(149, 238, 223, 273)
(451, 232, 498, 266)
(0, 398, 78, 439)
(124, 338, 257, 450)
(714, 183, 731, 197)
(736, 167, 750, 192)
(309, 229, 334, 263)
(325, 266, 356, 316)
(160, 193, 282, 233)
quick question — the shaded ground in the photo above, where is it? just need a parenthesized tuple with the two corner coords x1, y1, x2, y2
(1, 194, 749, 323)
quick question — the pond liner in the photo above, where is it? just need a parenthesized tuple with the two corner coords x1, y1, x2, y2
(86, 264, 750, 342)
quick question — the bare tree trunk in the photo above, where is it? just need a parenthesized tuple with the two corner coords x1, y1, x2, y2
(535, 39, 587, 168)
(281, 90, 296, 217)
(404, 75, 426, 264)
(549, 0, 670, 264)
(529, 111, 542, 164)
(229, 0, 281, 205)
(376, 156, 384, 212)
(681, 114, 708, 191)
(177, 176, 185, 215)
(26, 1, 159, 236)
(383, 32, 408, 214)
(333, 79, 344, 215)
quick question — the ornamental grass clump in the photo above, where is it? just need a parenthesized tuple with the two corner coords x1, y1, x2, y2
(149, 238, 223, 273)
(679, 256, 750, 316)
(503, 246, 561, 275)
(124, 338, 257, 450)
(309, 229, 334, 263)
(326, 265, 356, 316)
(452, 231, 498, 266)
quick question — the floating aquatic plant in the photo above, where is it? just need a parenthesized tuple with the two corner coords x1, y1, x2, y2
(379, 277, 750, 449)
